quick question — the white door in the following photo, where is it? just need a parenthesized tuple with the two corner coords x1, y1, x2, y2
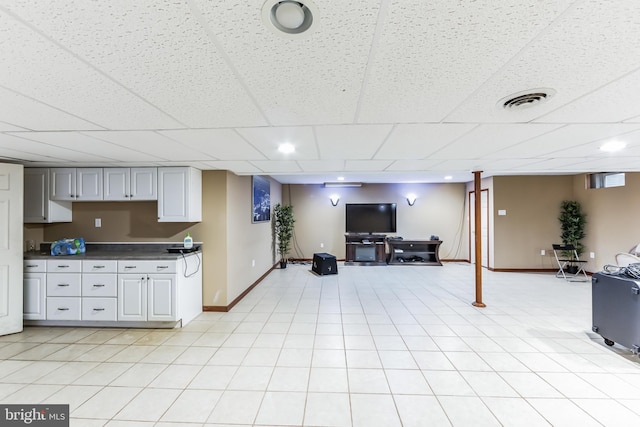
(50, 168, 76, 200)
(103, 168, 130, 201)
(118, 274, 147, 321)
(0, 164, 24, 336)
(76, 168, 103, 200)
(131, 168, 157, 200)
(147, 274, 176, 321)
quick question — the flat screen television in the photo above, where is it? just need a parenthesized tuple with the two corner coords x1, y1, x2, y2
(345, 203, 397, 234)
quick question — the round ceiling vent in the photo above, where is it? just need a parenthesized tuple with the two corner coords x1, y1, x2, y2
(498, 88, 556, 110)
(262, 0, 318, 37)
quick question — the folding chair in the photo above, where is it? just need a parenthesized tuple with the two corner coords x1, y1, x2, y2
(552, 244, 588, 281)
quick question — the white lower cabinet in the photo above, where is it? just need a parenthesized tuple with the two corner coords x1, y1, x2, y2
(147, 274, 176, 321)
(117, 261, 177, 322)
(24, 272, 46, 320)
(82, 260, 117, 321)
(24, 254, 201, 327)
(118, 274, 147, 321)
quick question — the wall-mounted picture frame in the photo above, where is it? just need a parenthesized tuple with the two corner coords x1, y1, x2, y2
(252, 175, 271, 223)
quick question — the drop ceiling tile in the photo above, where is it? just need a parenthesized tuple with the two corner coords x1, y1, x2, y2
(82, 131, 211, 161)
(376, 124, 476, 159)
(539, 69, 640, 123)
(11, 131, 168, 162)
(315, 125, 393, 159)
(159, 129, 266, 160)
(250, 161, 302, 173)
(237, 127, 317, 160)
(0, 87, 103, 131)
(0, 10, 182, 130)
(193, 0, 379, 126)
(5, 1, 267, 129)
(297, 160, 345, 172)
(0, 133, 107, 162)
(447, 1, 640, 123)
(494, 124, 640, 158)
(344, 160, 394, 171)
(199, 161, 263, 174)
(358, 1, 574, 123)
(385, 159, 444, 171)
(0, 122, 27, 131)
(432, 124, 564, 159)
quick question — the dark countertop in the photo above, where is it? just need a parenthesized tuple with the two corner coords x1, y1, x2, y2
(24, 242, 202, 261)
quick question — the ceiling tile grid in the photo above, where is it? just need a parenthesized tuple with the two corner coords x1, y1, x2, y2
(193, 0, 380, 126)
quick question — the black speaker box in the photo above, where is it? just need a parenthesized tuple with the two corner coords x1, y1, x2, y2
(312, 252, 338, 275)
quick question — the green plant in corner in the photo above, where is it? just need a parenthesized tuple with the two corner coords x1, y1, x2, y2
(559, 200, 587, 266)
(273, 203, 295, 268)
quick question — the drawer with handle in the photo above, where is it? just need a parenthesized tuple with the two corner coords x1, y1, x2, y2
(46, 274, 81, 297)
(82, 274, 117, 297)
(46, 259, 81, 273)
(24, 259, 47, 272)
(82, 297, 117, 321)
(118, 260, 176, 274)
(46, 297, 81, 320)
(83, 260, 117, 273)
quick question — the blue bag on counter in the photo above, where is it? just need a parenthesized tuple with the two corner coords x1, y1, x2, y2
(51, 238, 86, 255)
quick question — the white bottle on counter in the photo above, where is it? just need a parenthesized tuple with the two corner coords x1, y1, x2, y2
(183, 232, 193, 249)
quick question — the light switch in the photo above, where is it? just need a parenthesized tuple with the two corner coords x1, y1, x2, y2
(498, 209, 507, 216)
(95, 218, 101, 228)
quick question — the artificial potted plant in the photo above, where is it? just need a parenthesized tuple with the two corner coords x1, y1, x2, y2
(558, 200, 587, 273)
(273, 203, 295, 268)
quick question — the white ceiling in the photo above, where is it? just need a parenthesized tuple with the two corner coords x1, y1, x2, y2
(2, 0, 640, 184)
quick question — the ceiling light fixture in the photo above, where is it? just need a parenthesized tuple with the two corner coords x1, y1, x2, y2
(262, 0, 316, 36)
(324, 182, 362, 188)
(278, 143, 295, 154)
(444, 175, 453, 180)
(599, 140, 626, 152)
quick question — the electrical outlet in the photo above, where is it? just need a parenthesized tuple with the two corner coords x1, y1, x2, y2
(95, 218, 101, 228)
(320, 243, 324, 248)
(252, 259, 256, 267)
(590, 252, 595, 259)
(540, 249, 545, 256)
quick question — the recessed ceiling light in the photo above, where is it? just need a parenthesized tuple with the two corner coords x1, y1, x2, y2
(278, 143, 295, 154)
(337, 176, 345, 181)
(262, 0, 317, 37)
(444, 175, 453, 180)
(599, 140, 626, 152)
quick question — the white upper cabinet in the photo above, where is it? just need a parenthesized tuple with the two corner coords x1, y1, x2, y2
(131, 168, 157, 200)
(51, 168, 103, 201)
(24, 168, 72, 223)
(104, 168, 157, 201)
(157, 167, 202, 222)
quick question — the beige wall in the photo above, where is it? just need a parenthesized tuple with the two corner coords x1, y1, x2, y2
(30, 170, 282, 308)
(575, 172, 640, 271)
(491, 175, 574, 269)
(284, 182, 468, 260)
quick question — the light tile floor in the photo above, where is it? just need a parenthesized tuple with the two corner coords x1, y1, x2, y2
(1, 263, 640, 426)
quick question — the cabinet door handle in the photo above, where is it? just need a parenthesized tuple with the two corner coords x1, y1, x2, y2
(57, 284, 70, 287)
(57, 307, 70, 311)
(124, 266, 137, 269)
(57, 265, 70, 268)
(92, 284, 105, 288)
(93, 265, 105, 269)
(25, 264, 39, 268)
(157, 266, 169, 270)
(92, 308, 105, 311)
